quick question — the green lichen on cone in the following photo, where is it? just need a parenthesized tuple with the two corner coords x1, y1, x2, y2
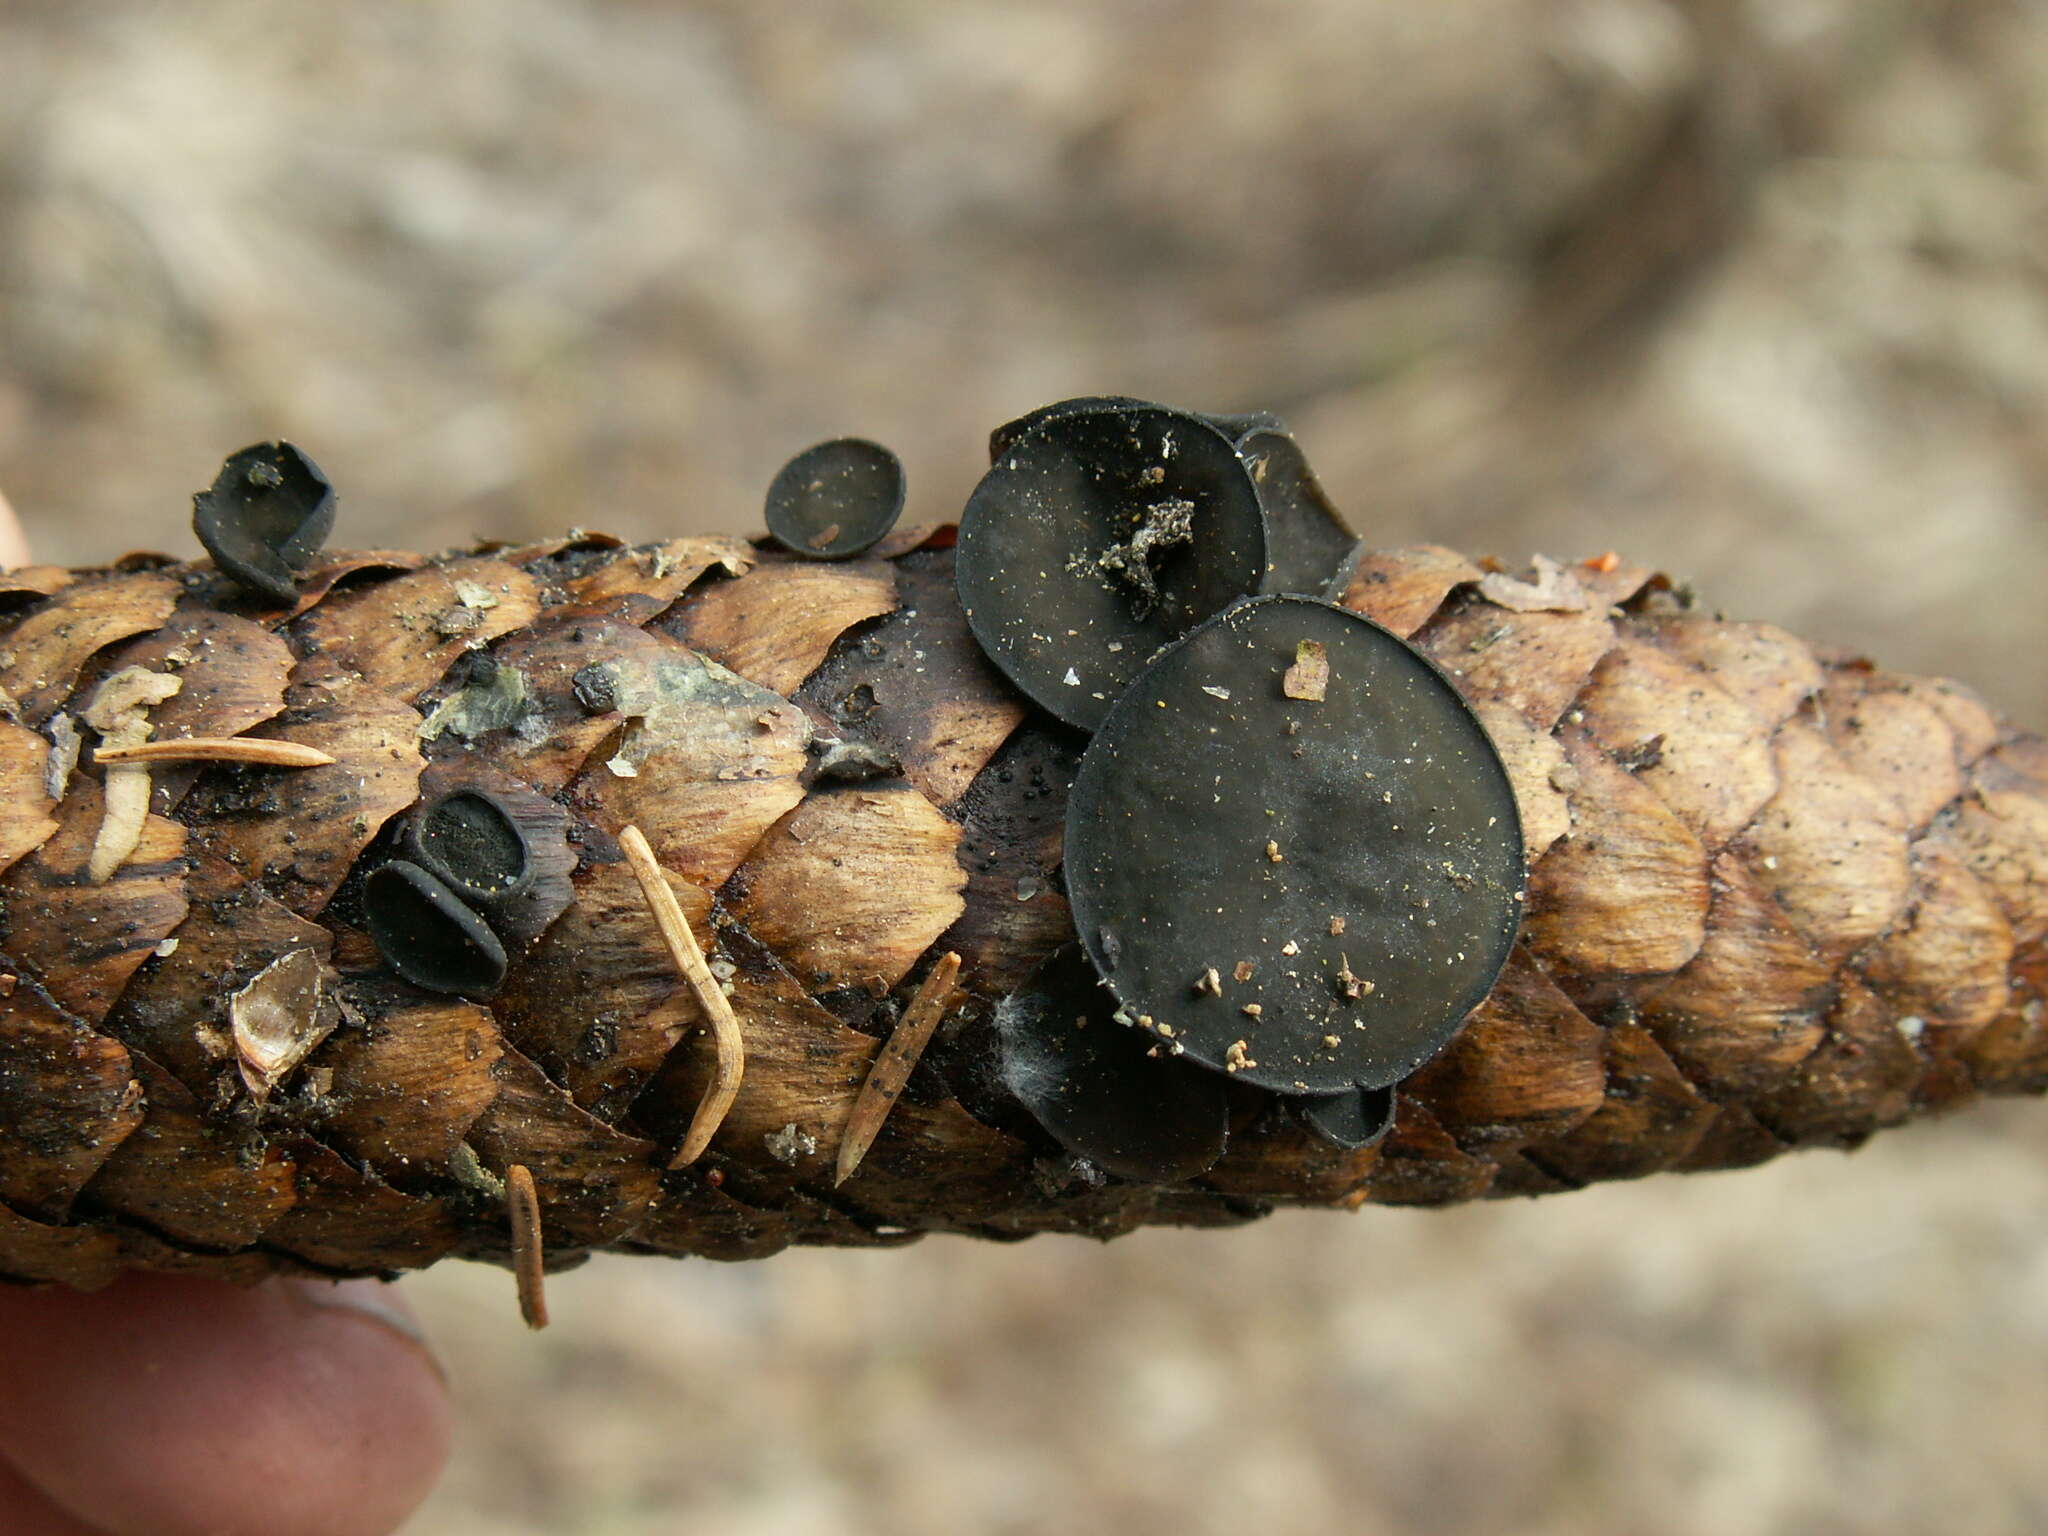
(0, 528, 2044, 1288)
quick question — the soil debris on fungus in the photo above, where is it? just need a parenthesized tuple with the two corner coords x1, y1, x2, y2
(191, 442, 337, 604)
(763, 438, 907, 560)
(993, 944, 1230, 1184)
(956, 399, 1267, 730)
(363, 859, 509, 997)
(1065, 595, 1525, 1093)
(1283, 640, 1330, 702)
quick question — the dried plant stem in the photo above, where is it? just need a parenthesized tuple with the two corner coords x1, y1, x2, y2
(837, 951, 960, 1186)
(618, 823, 746, 1167)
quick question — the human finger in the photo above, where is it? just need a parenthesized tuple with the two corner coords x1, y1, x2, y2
(0, 1272, 451, 1536)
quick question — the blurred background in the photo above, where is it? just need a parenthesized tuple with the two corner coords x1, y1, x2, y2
(3, 2, 2047, 1532)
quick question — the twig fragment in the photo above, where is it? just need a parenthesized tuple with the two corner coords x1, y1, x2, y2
(618, 823, 745, 1168)
(836, 951, 960, 1185)
(506, 1163, 548, 1330)
(92, 737, 337, 768)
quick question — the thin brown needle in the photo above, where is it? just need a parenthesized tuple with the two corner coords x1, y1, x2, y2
(92, 738, 337, 768)
(619, 822, 745, 1167)
(506, 1163, 548, 1330)
(836, 951, 960, 1186)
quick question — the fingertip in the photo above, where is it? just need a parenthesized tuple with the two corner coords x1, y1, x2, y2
(0, 486, 28, 568)
(0, 1455, 110, 1536)
(0, 1272, 452, 1536)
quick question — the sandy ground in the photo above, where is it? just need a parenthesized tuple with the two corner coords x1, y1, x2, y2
(3, 3, 2046, 1532)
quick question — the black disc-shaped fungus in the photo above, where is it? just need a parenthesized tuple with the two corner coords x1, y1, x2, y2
(1290, 1084, 1396, 1150)
(957, 401, 1267, 731)
(986, 396, 1148, 463)
(1236, 429, 1357, 597)
(994, 944, 1231, 1184)
(764, 438, 906, 559)
(1065, 595, 1525, 1094)
(363, 859, 509, 997)
(192, 441, 337, 604)
(986, 398, 1282, 464)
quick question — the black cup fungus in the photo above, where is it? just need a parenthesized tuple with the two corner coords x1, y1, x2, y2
(957, 400, 1267, 731)
(994, 943, 1231, 1184)
(401, 777, 578, 947)
(1291, 1084, 1396, 1151)
(987, 398, 1280, 464)
(406, 788, 532, 905)
(1065, 594, 1525, 1094)
(364, 859, 509, 997)
(764, 438, 906, 560)
(1237, 429, 1357, 597)
(192, 441, 337, 604)
(986, 396, 1150, 463)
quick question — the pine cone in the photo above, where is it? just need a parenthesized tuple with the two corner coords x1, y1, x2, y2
(0, 527, 2042, 1290)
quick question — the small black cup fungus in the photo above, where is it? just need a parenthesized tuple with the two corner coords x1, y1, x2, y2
(957, 400, 1267, 731)
(1236, 429, 1357, 597)
(994, 943, 1232, 1184)
(363, 859, 509, 997)
(401, 775, 578, 947)
(1291, 1084, 1396, 1151)
(406, 789, 533, 903)
(1065, 595, 1525, 1094)
(192, 441, 337, 604)
(764, 438, 907, 560)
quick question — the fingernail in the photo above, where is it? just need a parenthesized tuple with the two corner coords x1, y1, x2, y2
(292, 1278, 447, 1383)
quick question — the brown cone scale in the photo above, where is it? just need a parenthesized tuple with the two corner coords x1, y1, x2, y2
(0, 531, 2042, 1289)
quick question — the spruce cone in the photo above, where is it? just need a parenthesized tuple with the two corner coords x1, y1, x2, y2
(0, 526, 2042, 1289)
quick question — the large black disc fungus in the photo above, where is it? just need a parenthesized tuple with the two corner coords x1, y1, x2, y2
(363, 859, 509, 997)
(994, 943, 1231, 1184)
(986, 398, 1281, 464)
(957, 401, 1267, 731)
(192, 441, 337, 604)
(1065, 595, 1525, 1094)
(764, 438, 906, 559)
(1236, 429, 1356, 597)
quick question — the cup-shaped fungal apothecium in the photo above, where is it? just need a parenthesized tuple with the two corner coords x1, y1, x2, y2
(1064, 595, 1526, 1095)
(191, 441, 337, 604)
(957, 399, 1268, 730)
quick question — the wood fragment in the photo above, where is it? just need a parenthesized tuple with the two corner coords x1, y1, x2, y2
(619, 823, 745, 1167)
(506, 1164, 549, 1330)
(92, 738, 338, 768)
(836, 952, 960, 1185)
